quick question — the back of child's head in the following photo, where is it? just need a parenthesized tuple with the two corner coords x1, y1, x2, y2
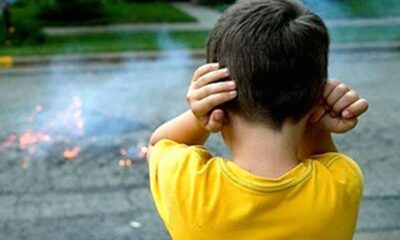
(207, 0, 330, 129)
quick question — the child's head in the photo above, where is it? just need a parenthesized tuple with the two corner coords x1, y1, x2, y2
(207, 0, 329, 129)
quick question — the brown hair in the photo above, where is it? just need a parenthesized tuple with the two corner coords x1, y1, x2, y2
(207, 0, 330, 129)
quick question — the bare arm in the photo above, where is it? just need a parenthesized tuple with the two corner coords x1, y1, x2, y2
(147, 63, 236, 159)
(149, 110, 209, 147)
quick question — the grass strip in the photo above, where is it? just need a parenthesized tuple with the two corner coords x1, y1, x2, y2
(0, 31, 209, 56)
(103, 2, 196, 24)
(10, 2, 196, 26)
(1, 25, 399, 56)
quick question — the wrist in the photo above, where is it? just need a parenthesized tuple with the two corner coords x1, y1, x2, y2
(188, 110, 211, 132)
(183, 110, 210, 143)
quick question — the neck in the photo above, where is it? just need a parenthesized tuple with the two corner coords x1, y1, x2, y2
(223, 116, 306, 178)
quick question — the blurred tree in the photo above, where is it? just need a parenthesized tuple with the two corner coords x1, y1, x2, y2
(1, 0, 12, 45)
(37, 0, 106, 22)
(191, 0, 235, 4)
(1, 0, 45, 46)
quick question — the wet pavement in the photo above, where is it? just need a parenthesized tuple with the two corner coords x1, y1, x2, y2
(0, 50, 400, 239)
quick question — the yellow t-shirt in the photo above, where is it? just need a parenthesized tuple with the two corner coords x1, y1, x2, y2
(149, 139, 363, 240)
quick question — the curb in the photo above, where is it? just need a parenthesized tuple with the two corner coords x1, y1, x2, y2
(2, 42, 400, 68)
(0, 56, 13, 68)
(331, 41, 400, 53)
(4, 50, 206, 68)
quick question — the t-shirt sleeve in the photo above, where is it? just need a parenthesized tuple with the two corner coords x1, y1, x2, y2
(148, 139, 213, 226)
(311, 152, 364, 202)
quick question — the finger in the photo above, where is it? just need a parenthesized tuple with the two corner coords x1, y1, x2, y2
(319, 114, 358, 134)
(342, 98, 369, 119)
(187, 80, 235, 104)
(325, 83, 350, 108)
(331, 90, 359, 115)
(334, 118, 358, 134)
(206, 109, 224, 133)
(194, 81, 236, 100)
(192, 63, 220, 81)
(194, 68, 229, 88)
(193, 90, 237, 117)
(323, 78, 341, 98)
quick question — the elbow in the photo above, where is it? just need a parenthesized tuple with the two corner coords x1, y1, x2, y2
(147, 129, 161, 162)
(147, 133, 156, 163)
(146, 144, 153, 163)
(149, 129, 160, 149)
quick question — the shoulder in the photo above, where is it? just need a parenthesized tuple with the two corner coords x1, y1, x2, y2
(148, 139, 216, 191)
(151, 139, 211, 158)
(149, 139, 213, 171)
(310, 152, 362, 177)
(147, 139, 219, 223)
(310, 152, 364, 198)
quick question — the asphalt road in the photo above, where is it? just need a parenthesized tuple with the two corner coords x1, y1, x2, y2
(0, 50, 399, 239)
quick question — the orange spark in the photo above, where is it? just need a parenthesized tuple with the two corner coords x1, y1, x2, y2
(136, 143, 148, 159)
(19, 131, 51, 149)
(0, 134, 17, 150)
(126, 159, 133, 166)
(63, 146, 81, 159)
(118, 159, 133, 167)
(118, 159, 126, 167)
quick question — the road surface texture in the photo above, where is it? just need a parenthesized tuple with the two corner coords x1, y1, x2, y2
(0, 50, 399, 239)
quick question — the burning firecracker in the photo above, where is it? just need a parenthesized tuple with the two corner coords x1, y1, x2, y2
(0, 95, 149, 169)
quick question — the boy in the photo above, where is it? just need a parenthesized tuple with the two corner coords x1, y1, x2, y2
(147, 0, 369, 239)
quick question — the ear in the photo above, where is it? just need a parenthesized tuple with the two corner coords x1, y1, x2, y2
(308, 102, 326, 124)
(207, 109, 225, 133)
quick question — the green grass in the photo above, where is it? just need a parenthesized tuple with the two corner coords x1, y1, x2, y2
(0, 31, 209, 56)
(211, 4, 231, 13)
(1, 25, 399, 57)
(10, 2, 196, 26)
(104, 3, 196, 24)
